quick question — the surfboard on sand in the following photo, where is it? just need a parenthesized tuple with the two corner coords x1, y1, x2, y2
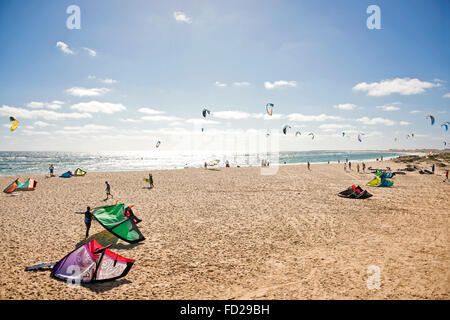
(143, 178, 151, 183)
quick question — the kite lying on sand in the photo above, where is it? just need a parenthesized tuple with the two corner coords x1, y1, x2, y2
(3, 178, 37, 193)
(92, 202, 145, 243)
(338, 185, 373, 199)
(50, 240, 135, 283)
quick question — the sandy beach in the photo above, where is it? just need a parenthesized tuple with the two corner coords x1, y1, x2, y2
(0, 159, 448, 300)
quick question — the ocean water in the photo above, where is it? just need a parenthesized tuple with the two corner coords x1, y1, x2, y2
(0, 150, 402, 176)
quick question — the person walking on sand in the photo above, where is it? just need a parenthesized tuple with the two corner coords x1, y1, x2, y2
(349, 162, 352, 170)
(357, 163, 360, 173)
(148, 173, 154, 188)
(204, 162, 207, 169)
(76, 206, 92, 238)
(444, 170, 449, 182)
(307, 161, 311, 170)
(344, 162, 347, 171)
(431, 164, 435, 174)
(362, 162, 366, 173)
(49, 164, 54, 177)
(105, 181, 113, 199)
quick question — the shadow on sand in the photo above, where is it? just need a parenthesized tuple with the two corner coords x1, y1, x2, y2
(75, 230, 144, 250)
(82, 278, 132, 293)
(75, 230, 119, 248)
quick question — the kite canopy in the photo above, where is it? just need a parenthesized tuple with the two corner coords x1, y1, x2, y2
(338, 185, 373, 199)
(92, 203, 145, 244)
(426, 114, 435, 125)
(308, 132, 315, 140)
(202, 108, 210, 118)
(208, 159, 220, 166)
(3, 178, 37, 193)
(282, 125, 291, 135)
(295, 131, 301, 136)
(156, 140, 161, 148)
(266, 103, 274, 116)
(367, 176, 393, 187)
(51, 240, 134, 283)
(60, 171, 72, 178)
(9, 117, 19, 131)
(442, 123, 449, 131)
(74, 168, 86, 176)
(342, 132, 345, 137)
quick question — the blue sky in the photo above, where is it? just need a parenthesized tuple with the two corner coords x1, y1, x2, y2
(0, 0, 449, 152)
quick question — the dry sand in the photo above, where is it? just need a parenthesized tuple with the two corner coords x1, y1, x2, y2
(0, 160, 448, 299)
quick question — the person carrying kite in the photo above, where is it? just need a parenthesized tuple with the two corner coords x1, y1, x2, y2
(76, 206, 93, 238)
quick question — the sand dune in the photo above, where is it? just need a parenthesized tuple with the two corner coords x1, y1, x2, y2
(0, 160, 448, 299)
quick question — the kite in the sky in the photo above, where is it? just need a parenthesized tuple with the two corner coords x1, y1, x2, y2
(266, 103, 274, 116)
(9, 117, 19, 131)
(406, 135, 410, 139)
(358, 133, 365, 142)
(308, 132, 315, 140)
(282, 125, 291, 135)
(426, 114, 435, 125)
(295, 131, 301, 136)
(202, 108, 210, 118)
(342, 132, 345, 137)
(441, 122, 449, 131)
(394, 137, 398, 142)
(156, 140, 161, 148)
(411, 133, 415, 138)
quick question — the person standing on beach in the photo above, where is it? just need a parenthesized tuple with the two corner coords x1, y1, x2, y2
(49, 164, 54, 177)
(204, 162, 207, 169)
(105, 181, 113, 199)
(349, 162, 352, 170)
(381, 155, 384, 161)
(344, 162, 347, 171)
(357, 163, 360, 173)
(431, 164, 435, 174)
(362, 162, 366, 173)
(149, 174, 154, 188)
(307, 162, 311, 170)
(76, 206, 92, 238)
(444, 170, 449, 182)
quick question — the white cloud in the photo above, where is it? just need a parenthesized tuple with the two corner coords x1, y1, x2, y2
(102, 78, 117, 84)
(34, 121, 55, 127)
(138, 108, 165, 115)
(214, 81, 227, 87)
(213, 111, 251, 120)
(356, 117, 396, 126)
(70, 101, 126, 114)
(252, 113, 284, 120)
(83, 47, 97, 57)
(55, 124, 113, 135)
(264, 80, 297, 89)
(56, 41, 74, 55)
(22, 129, 51, 135)
(333, 103, 356, 110)
(185, 118, 220, 125)
(409, 110, 421, 114)
(66, 87, 110, 97)
(0, 105, 92, 120)
(173, 11, 192, 23)
(399, 121, 411, 125)
(319, 124, 355, 130)
(443, 93, 450, 98)
(376, 105, 400, 111)
(142, 115, 181, 122)
(27, 101, 64, 110)
(287, 113, 343, 122)
(233, 82, 251, 87)
(120, 118, 142, 123)
(352, 78, 439, 96)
